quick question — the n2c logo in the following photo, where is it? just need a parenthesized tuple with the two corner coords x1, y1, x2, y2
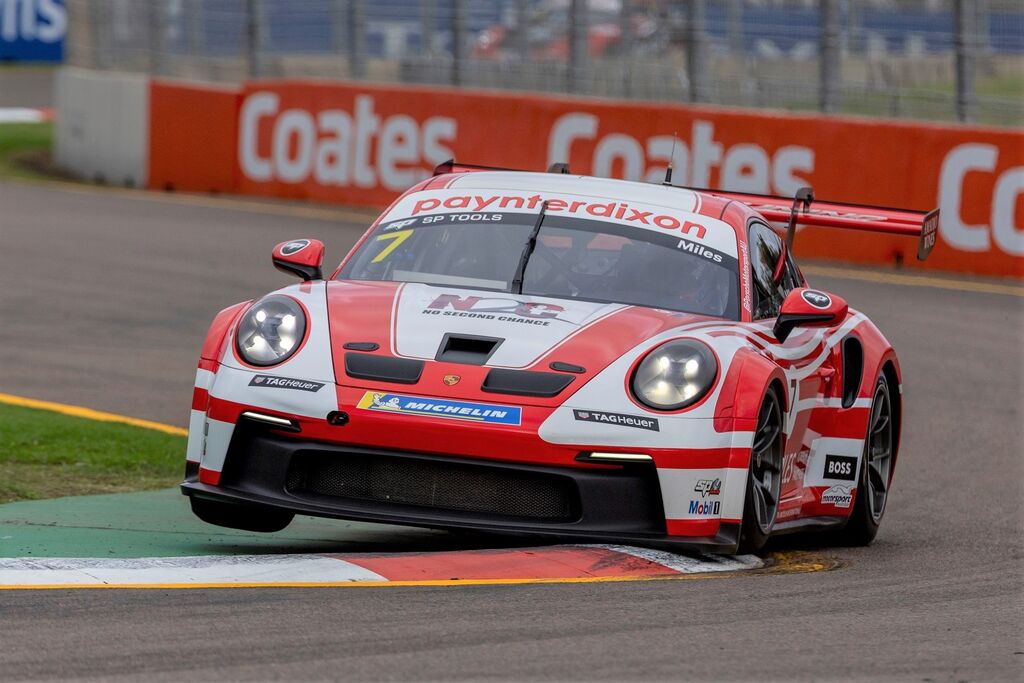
(824, 454, 857, 482)
(427, 294, 565, 320)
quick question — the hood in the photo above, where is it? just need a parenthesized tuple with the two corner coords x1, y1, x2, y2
(326, 280, 709, 403)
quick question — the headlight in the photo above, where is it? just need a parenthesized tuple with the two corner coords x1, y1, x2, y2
(631, 340, 717, 411)
(236, 296, 307, 366)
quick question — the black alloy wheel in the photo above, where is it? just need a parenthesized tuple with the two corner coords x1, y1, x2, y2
(833, 373, 895, 546)
(739, 389, 784, 553)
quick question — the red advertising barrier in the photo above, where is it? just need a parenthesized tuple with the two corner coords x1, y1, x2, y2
(148, 79, 1023, 277)
(149, 80, 240, 194)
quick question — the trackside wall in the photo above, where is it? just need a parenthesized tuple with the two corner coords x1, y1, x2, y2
(53, 69, 1023, 278)
(54, 68, 148, 187)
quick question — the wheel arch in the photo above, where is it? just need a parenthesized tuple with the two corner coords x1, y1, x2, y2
(200, 300, 253, 363)
(848, 318, 903, 471)
(880, 357, 903, 472)
(714, 346, 790, 427)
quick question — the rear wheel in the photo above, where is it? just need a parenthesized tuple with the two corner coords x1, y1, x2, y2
(190, 496, 294, 533)
(739, 389, 784, 553)
(833, 374, 894, 546)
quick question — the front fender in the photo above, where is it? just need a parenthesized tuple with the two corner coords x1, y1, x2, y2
(200, 300, 252, 364)
(713, 346, 788, 430)
(186, 300, 251, 477)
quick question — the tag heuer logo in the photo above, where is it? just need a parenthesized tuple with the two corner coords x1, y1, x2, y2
(248, 375, 324, 392)
(443, 374, 461, 386)
(572, 409, 659, 431)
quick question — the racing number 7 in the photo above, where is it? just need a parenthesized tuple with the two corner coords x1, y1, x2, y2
(371, 229, 414, 264)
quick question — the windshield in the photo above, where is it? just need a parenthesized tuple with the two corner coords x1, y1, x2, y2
(338, 211, 739, 319)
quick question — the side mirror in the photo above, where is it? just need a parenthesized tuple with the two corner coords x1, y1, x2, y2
(773, 288, 848, 342)
(272, 239, 324, 281)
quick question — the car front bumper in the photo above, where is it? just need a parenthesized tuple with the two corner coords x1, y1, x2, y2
(181, 422, 741, 552)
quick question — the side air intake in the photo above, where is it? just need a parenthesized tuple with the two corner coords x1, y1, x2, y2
(482, 369, 574, 397)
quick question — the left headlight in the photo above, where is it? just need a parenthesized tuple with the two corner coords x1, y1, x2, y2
(236, 296, 307, 366)
(631, 339, 718, 411)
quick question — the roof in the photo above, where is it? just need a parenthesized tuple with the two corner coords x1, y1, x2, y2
(444, 171, 705, 214)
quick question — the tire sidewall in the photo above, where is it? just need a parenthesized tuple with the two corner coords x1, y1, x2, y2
(738, 390, 781, 553)
(839, 373, 890, 543)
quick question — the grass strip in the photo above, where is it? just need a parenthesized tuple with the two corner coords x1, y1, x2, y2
(0, 402, 185, 503)
(0, 121, 55, 181)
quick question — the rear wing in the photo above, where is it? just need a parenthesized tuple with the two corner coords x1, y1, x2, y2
(708, 187, 939, 261)
(433, 159, 572, 176)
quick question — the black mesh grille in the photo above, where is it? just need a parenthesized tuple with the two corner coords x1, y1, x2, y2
(285, 452, 578, 522)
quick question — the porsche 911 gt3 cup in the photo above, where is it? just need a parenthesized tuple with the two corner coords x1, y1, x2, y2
(181, 162, 938, 553)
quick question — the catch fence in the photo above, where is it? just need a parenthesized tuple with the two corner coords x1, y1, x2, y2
(63, 0, 1023, 126)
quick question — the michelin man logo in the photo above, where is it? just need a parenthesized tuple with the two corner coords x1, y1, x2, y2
(371, 393, 402, 409)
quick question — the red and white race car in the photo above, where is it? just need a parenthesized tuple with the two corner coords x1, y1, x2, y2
(182, 162, 938, 553)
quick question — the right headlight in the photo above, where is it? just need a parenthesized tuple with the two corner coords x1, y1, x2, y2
(236, 295, 307, 366)
(631, 339, 717, 411)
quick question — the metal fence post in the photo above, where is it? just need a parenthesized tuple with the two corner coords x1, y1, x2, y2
(687, 0, 709, 102)
(331, 0, 345, 54)
(419, 0, 434, 55)
(349, 0, 366, 80)
(568, 0, 588, 94)
(514, 0, 530, 62)
(188, 0, 204, 60)
(977, 0, 991, 54)
(955, 0, 978, 123)
(90, 0, 109, 69)
(727, 0, 743, 57)
(848, 0, 863, 55)
(451, 0, 465, 87)
(618, 0, 633, 97)
(245, 0, 264, 78)
(148, 0, 165, 76)
(819, 0, 841, 114)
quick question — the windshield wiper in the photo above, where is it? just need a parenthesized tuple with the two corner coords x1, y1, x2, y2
(510, 200, 549, 294)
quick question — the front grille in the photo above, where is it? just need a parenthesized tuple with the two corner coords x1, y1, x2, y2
(285, 451, 579, 522)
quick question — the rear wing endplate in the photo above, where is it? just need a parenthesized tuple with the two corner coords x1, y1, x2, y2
(711, 187, 939, 261)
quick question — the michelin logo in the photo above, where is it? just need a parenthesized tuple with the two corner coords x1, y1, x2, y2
(357, 391, 522, 425)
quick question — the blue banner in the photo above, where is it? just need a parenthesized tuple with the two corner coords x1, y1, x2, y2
(0, 0, 65, 62)
(357, 391, 522, 426)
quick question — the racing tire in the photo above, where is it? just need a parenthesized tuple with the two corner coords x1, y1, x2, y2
(738, 389, 784, 554)
(832, 373, 895, 546)
(190, 496, 294, 533)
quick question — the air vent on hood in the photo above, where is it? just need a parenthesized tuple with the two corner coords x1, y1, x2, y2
(481, 369, 575, 398)
(344, 353, 423, 384)
(435, 334, 503, 365)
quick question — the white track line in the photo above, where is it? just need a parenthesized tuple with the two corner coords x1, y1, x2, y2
(0, 555, 385, 586)
(0, 547, 763, 587)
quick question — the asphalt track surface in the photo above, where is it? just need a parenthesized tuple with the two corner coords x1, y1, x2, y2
(0, 68, 54, 108)
(0, 180, 1022, 681)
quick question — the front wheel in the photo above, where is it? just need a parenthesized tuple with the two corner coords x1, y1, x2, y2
(738, 389, 784, 553)
(833, 374, 895, 546)
(190, 496, 294, 533)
